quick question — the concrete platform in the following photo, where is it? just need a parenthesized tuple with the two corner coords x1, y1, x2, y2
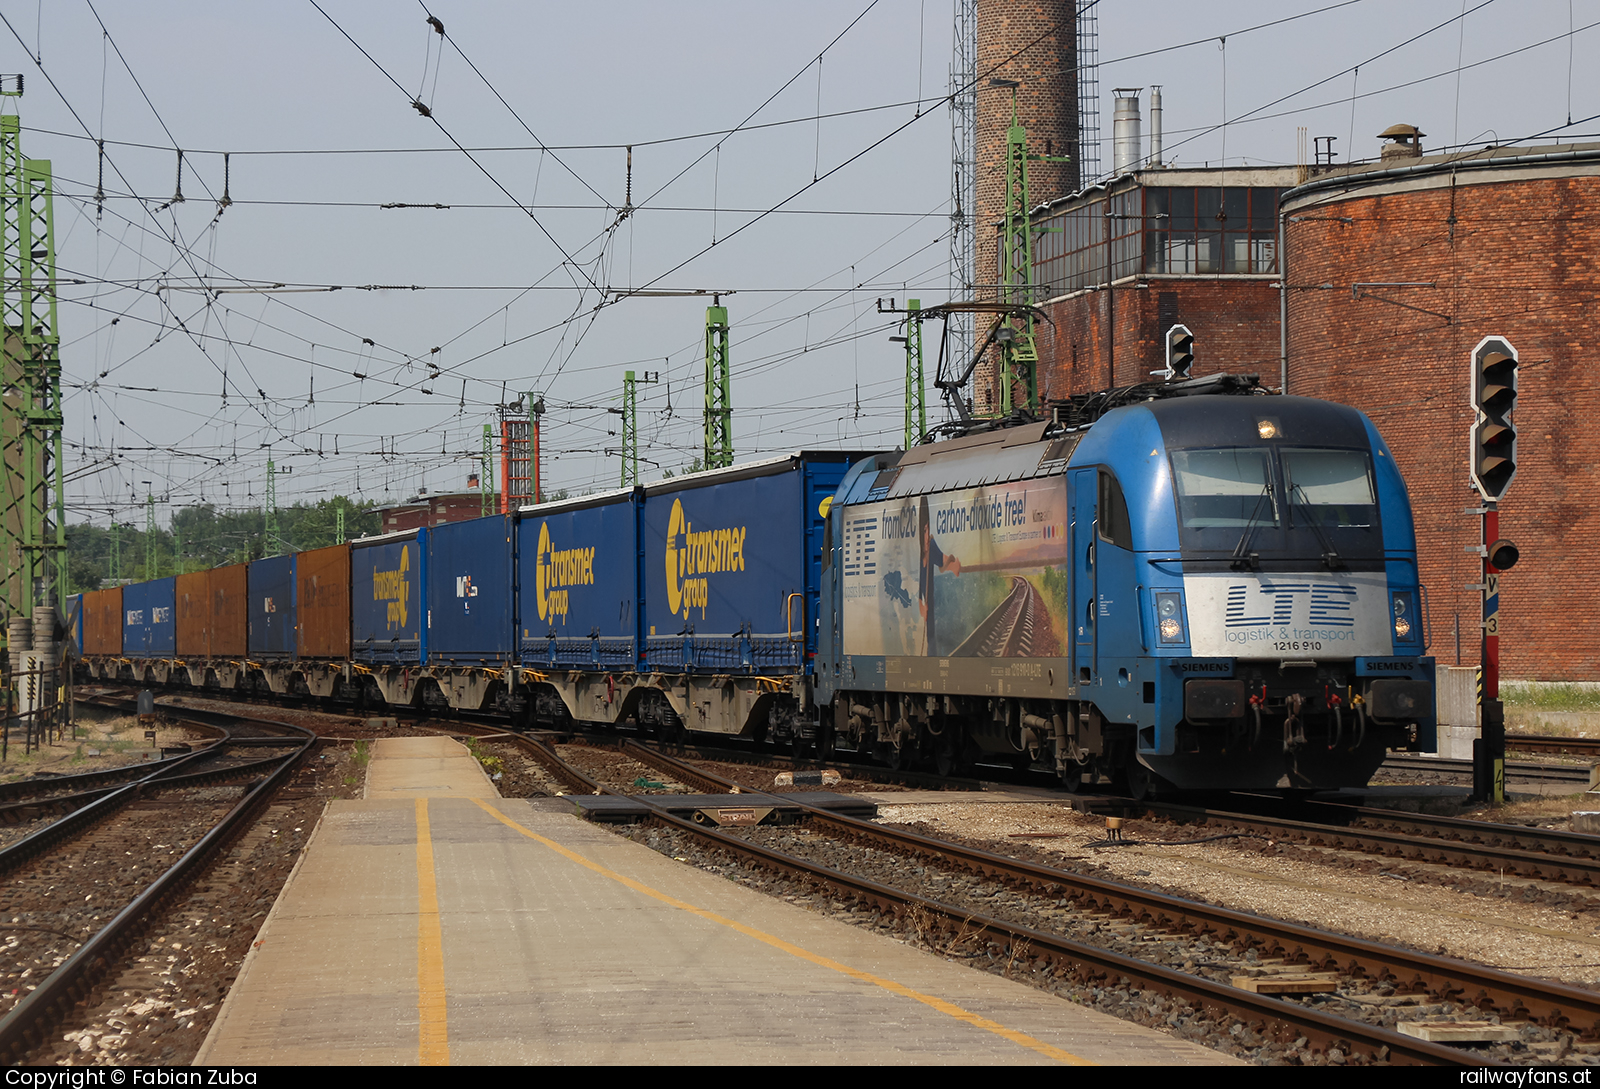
(196, 736, 1237, 1066)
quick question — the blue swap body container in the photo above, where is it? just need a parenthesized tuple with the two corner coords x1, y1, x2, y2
(640, 452, 859, 673)
(515, 488, 640, 671)
(247, 554, 297, 659)
(352, 528, 427, 664)
(123, 577, 177, 657)
(427, 515, 515, 666)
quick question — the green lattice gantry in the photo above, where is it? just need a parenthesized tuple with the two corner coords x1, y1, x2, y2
(0, 102, 64, 621)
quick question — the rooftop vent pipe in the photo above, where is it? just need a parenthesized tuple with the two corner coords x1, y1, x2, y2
(1112, 88, 1143, 174)
(1149, 86, 1163, 168)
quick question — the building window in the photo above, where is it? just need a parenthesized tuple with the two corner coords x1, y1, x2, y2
(1143, 186, 1280, 274)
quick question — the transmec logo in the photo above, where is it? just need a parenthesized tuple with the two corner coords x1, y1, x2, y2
(664, 497, 747, 621)
(536, 521, 595, 624)
(372, 545, 412, 630)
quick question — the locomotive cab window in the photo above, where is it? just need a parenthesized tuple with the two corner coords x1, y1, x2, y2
(1169, 444, 1383, 562)
(1097, 469, 1133, 550)
(1170, 448, 1275, 529)
(1282, 448, 1376, 528)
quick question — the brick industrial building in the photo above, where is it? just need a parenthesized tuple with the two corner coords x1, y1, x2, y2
(1029, 162, 1297, 397)
(378, 489, 499, 533)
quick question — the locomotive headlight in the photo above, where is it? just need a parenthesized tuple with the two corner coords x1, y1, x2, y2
(1391, 592, 1417, 643)
(1154, 591, 1186, 645)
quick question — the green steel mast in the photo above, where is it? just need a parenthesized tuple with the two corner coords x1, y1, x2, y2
(904, 299, 925, 449)
(265, 457, 278, 556)
(703, 301, 732, 470)
(620, 369, 658, 487)
(995, 85, 1039, 417)
(0, 82, 65, 617)
(480, 424, 494, 516)
(144, 492, 156, 578)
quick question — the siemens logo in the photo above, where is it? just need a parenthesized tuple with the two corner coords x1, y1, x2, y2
(1177, 662, 1231, 673)
(1364, 660, 1416, 673)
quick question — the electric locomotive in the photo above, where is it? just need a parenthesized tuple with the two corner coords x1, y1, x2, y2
(814, 376, 1435, 795)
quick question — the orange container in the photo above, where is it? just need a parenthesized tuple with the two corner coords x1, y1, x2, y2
(176, 571, 208, 657)
(297, 544, 351, 659)
(82, 586, 123, 656)
(210, 564, 248, 658)
(175, 565, 249, 658)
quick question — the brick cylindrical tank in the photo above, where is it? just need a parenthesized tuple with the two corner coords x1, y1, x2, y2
(1283, 145, 1600, 680)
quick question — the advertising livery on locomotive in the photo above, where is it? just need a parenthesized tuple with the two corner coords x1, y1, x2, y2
(73, 379, 1436, 796)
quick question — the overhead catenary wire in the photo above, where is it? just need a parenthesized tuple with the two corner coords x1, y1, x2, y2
(22, 1, 1589, 517)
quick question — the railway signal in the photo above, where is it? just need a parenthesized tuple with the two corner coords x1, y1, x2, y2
(1469, 336, 1518, 501)
(1165, 324, 1194, 381)
(1466, 335, 1520, 805)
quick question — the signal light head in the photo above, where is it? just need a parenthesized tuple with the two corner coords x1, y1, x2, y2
(1486, 538, 1520, 571)
(1165, 324, 1194, 381)
(1469, 336, 1518, 501)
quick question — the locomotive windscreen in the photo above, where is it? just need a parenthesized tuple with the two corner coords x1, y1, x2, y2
(1170, 445, 1382, 566)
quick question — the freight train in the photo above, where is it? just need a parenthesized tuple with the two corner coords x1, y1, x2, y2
(70, 377, 1436, 796)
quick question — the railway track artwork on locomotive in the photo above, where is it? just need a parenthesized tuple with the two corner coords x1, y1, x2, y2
(68, 375, 1436, 799)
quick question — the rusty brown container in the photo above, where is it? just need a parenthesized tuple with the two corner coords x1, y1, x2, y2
(82, 586, 122, 656)
(210, 564, 248, 658)
(297, 543, 351, 659)
(176, 571, 208, 657)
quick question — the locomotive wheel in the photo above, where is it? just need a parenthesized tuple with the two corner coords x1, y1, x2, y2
(1124, 757, 1175, 801)
(932, 724, 964, 777)
(1059, 762, 1086, 793)
(1125, 757, 1154, 801)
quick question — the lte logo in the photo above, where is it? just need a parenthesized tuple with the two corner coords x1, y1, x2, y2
(455, 576, 478, 599)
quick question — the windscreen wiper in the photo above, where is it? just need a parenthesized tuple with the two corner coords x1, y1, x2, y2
(1290, 483, 1344, 569)
(1230, 484, 1274, 571)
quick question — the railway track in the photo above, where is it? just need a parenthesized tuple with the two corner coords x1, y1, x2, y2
(1141, 799, 1600, 891)
(1506, 735, 1600, 759)
(1382, 753, 1592, 786)
(0, 704, 315, 1061)
(43, 691, 1598, 1064)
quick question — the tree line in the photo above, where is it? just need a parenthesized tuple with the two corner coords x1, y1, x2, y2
(65, 496, 380, 593)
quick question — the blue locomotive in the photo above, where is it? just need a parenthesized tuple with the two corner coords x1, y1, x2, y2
(814, 379, 1436, 794)
(75, 379, 1434, 795)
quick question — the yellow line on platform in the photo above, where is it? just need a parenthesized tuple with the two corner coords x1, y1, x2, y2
(415, 798, 450, 1066)
(469, 797, 1092, 1066)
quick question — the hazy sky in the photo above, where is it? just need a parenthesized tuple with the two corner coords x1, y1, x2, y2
(1, 0, 1591, 526)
